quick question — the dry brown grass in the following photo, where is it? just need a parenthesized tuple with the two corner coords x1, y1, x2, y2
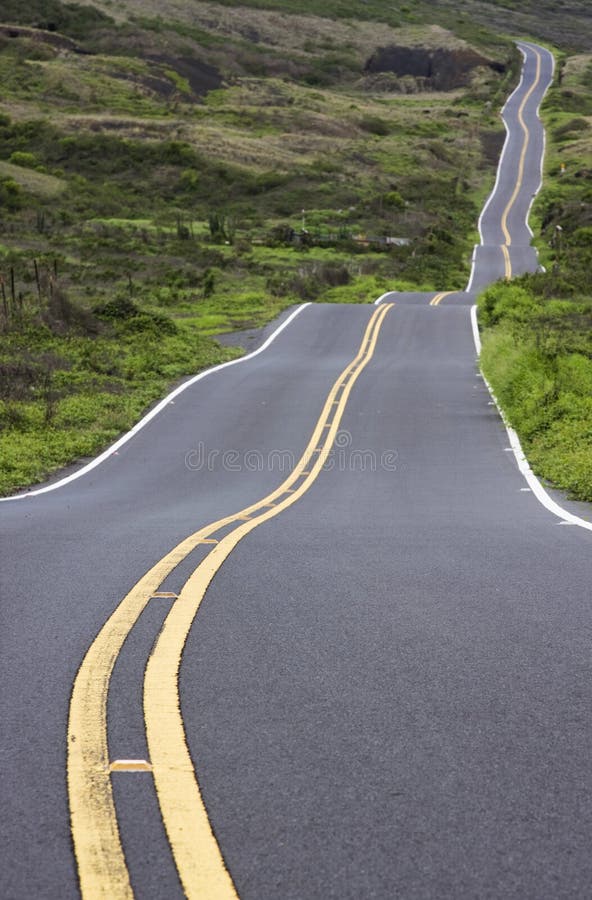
(0, 18, 486, 183)
(78, 0, 482, 62)
(57, 114, 179, 136)
(562, 54, 592, 84)
(0, 160, 66, 196)
(556, 53, 592, 169)
(173, 75, 473, 172)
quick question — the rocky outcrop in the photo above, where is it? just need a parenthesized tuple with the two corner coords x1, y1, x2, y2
(364, 45, 504, 91)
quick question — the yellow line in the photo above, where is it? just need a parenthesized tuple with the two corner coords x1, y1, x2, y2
(143, 304, 393, 899)
(67, 303, 393, 899)
(109, 760, 153, 773)
(429, 291, 455, 307)
(501, 244, 512, 279)
(68, 539, 229, 899)
(500, 47, 542, 246)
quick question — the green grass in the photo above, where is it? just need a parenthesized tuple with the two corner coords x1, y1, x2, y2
(478, 282, 592, 502)
(0, 0, 566, 495)
(0, 317, 243, 494)
(0, 159, 66, 196)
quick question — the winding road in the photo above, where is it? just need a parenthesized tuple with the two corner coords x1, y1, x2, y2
(3, 41, 592, 900)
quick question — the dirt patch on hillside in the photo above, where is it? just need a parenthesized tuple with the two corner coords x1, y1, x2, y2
(365, 45, 504, 91)
(148, 55, 222, 98)
(480, 129, 506, 166)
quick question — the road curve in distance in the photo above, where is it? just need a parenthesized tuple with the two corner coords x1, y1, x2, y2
(469, 41, 554, 292)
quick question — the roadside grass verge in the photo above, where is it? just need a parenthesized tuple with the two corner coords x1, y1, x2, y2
(0, 317, 243, 495)
(0, 240, 390, 494)
(478, 282, 592, 503)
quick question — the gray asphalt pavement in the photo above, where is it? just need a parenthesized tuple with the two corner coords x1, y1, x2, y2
(470, 41, 553, 291)
(3, 41, 590, 900)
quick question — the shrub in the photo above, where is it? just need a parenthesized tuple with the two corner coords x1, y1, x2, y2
(8, 151, 38, 169)
(479, 282, 541, 327)
(0, 177, 23, 211)
(384, 190, 405, 209)
(94, 296, 139, 321)
(120, 312, 177, 337)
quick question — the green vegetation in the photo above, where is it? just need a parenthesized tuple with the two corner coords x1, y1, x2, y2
(0, 1, 114, 41)
(83, 0, 592, 53)
(3, 0, 588, 496)
(0, 0, 519, 494)
(0, 318, 242, 496)
(477, 52, 592, 503)
(478, 281, 592, 502)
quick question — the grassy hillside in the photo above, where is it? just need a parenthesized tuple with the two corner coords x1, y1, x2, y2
(71, 0, 592, 52)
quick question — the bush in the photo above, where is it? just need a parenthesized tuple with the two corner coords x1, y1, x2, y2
(0, 177, 24, 211)
(120, 312, 177, 337)
(94, 295, 176, 335)
(384, 190, 405, 209)
(8, 151, 38, 169)
(94, 296, 139, 320)
(478, 282, 541, 327)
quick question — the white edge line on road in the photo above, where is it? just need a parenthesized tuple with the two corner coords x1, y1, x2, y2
(0, 303, 312, 502)
(470, 305, 592, 532)
(374, 292, 396, 306)
(466, 244, 479, 292)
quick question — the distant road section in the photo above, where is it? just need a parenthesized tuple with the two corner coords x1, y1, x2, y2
(469, 42, 554, 291)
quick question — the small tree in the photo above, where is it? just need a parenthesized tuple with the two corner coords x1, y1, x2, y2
(202, 269, 215, 298)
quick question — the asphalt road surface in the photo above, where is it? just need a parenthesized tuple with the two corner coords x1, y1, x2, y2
(3, 41, 591, 900)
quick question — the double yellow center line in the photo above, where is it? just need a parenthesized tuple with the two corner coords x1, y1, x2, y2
(68, 302, 394, 899)
(500, 46, 542, 251)
(501, 243, 512, 280)
(429, 291, 455, 307)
